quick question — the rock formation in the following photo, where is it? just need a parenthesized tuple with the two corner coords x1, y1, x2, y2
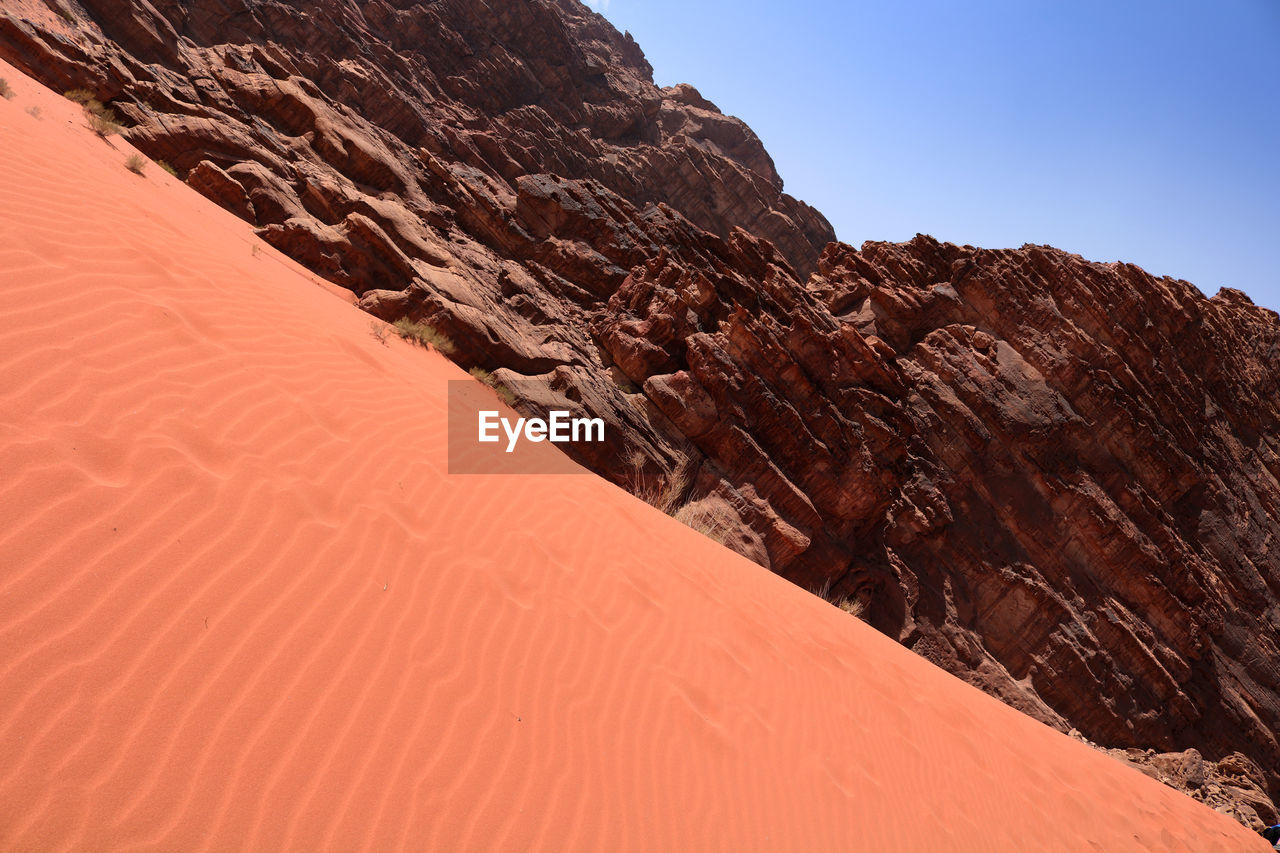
(1088, 741, 1278, 829)
(4, 0, 1278, 826)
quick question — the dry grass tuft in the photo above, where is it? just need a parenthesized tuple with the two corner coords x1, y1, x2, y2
(628, 451, 693, 515)
(0, 78, 14, 99)
(672, 500, 737, 546)
(837, 597, 865, 618)
(157, 160, 178, 178)
(627, 452, 741, 547)
(86, 103, 122, 136)
(469, 367, 515, 405)
(125, 154, 146, 175)
(393, 318, 456, 354)
(66, 90, 124, 136)
(811, 577, 867, 619)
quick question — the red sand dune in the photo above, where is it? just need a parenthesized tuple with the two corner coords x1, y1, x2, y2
(0, 60, 1268, 852)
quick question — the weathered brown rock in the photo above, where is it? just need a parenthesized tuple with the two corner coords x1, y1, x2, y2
(1089, 741, 1278, 830)
(5, 0, 1279, 824)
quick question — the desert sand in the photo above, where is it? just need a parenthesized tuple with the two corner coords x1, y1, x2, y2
(0, 60, 1268, 851)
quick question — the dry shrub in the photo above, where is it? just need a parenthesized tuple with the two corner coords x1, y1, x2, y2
(86, 104, 122, 136)
(66, 90, 123, 136)
(468, 367, 514, 405)
(0, 78, 14, 99)
(672, 499, 738, 546)
(393, 317, 456, 354)
(811, 577, 867, 620)
(628, 451, 692, 515)
(837, 597, 866, 618)
(627, 451, 744, 548)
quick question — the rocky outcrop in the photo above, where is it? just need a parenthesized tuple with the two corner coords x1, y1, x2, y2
(0, 0, 830, 275)
(5, 0, 1279, 825)
(594, 237, 1280, 821)
(1089, 742, 1279, 829)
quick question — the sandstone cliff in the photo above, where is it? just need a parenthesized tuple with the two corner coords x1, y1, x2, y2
(4, 0, 1278, 825)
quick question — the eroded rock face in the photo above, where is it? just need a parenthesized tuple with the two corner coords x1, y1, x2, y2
(0, 0, 830, 275)
(5, 0, 1279, 822)
(599, 236, 1280, 761)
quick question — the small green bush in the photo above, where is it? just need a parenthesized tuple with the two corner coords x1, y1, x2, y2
(157, 160, 178, 178)
(64, 88, 95, 105)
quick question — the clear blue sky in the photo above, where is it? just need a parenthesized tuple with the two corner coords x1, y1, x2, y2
(585, 0, 1280, 310)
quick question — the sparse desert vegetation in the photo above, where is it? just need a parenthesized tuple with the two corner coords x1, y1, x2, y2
(87, 105, 123, 136)
(125, 154, 146, 175)
(812, 578, 866, 619)
(0, 78, 14, 99)
(628, 453, 738, 547)
(157, 160, 178, 178)
(26, 106, 41, 119)
(66, 89, 122, 136)
(614, 373, 641, 395)
(629, 451, 691, 515)
(836, 596, 865, 618)
(468, 366, 515, 405)
(672, 499, 737, 546)
(393, 317, 456, 354)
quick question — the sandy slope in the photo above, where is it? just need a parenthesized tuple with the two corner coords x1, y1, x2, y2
(0, 60, 1267, 852)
